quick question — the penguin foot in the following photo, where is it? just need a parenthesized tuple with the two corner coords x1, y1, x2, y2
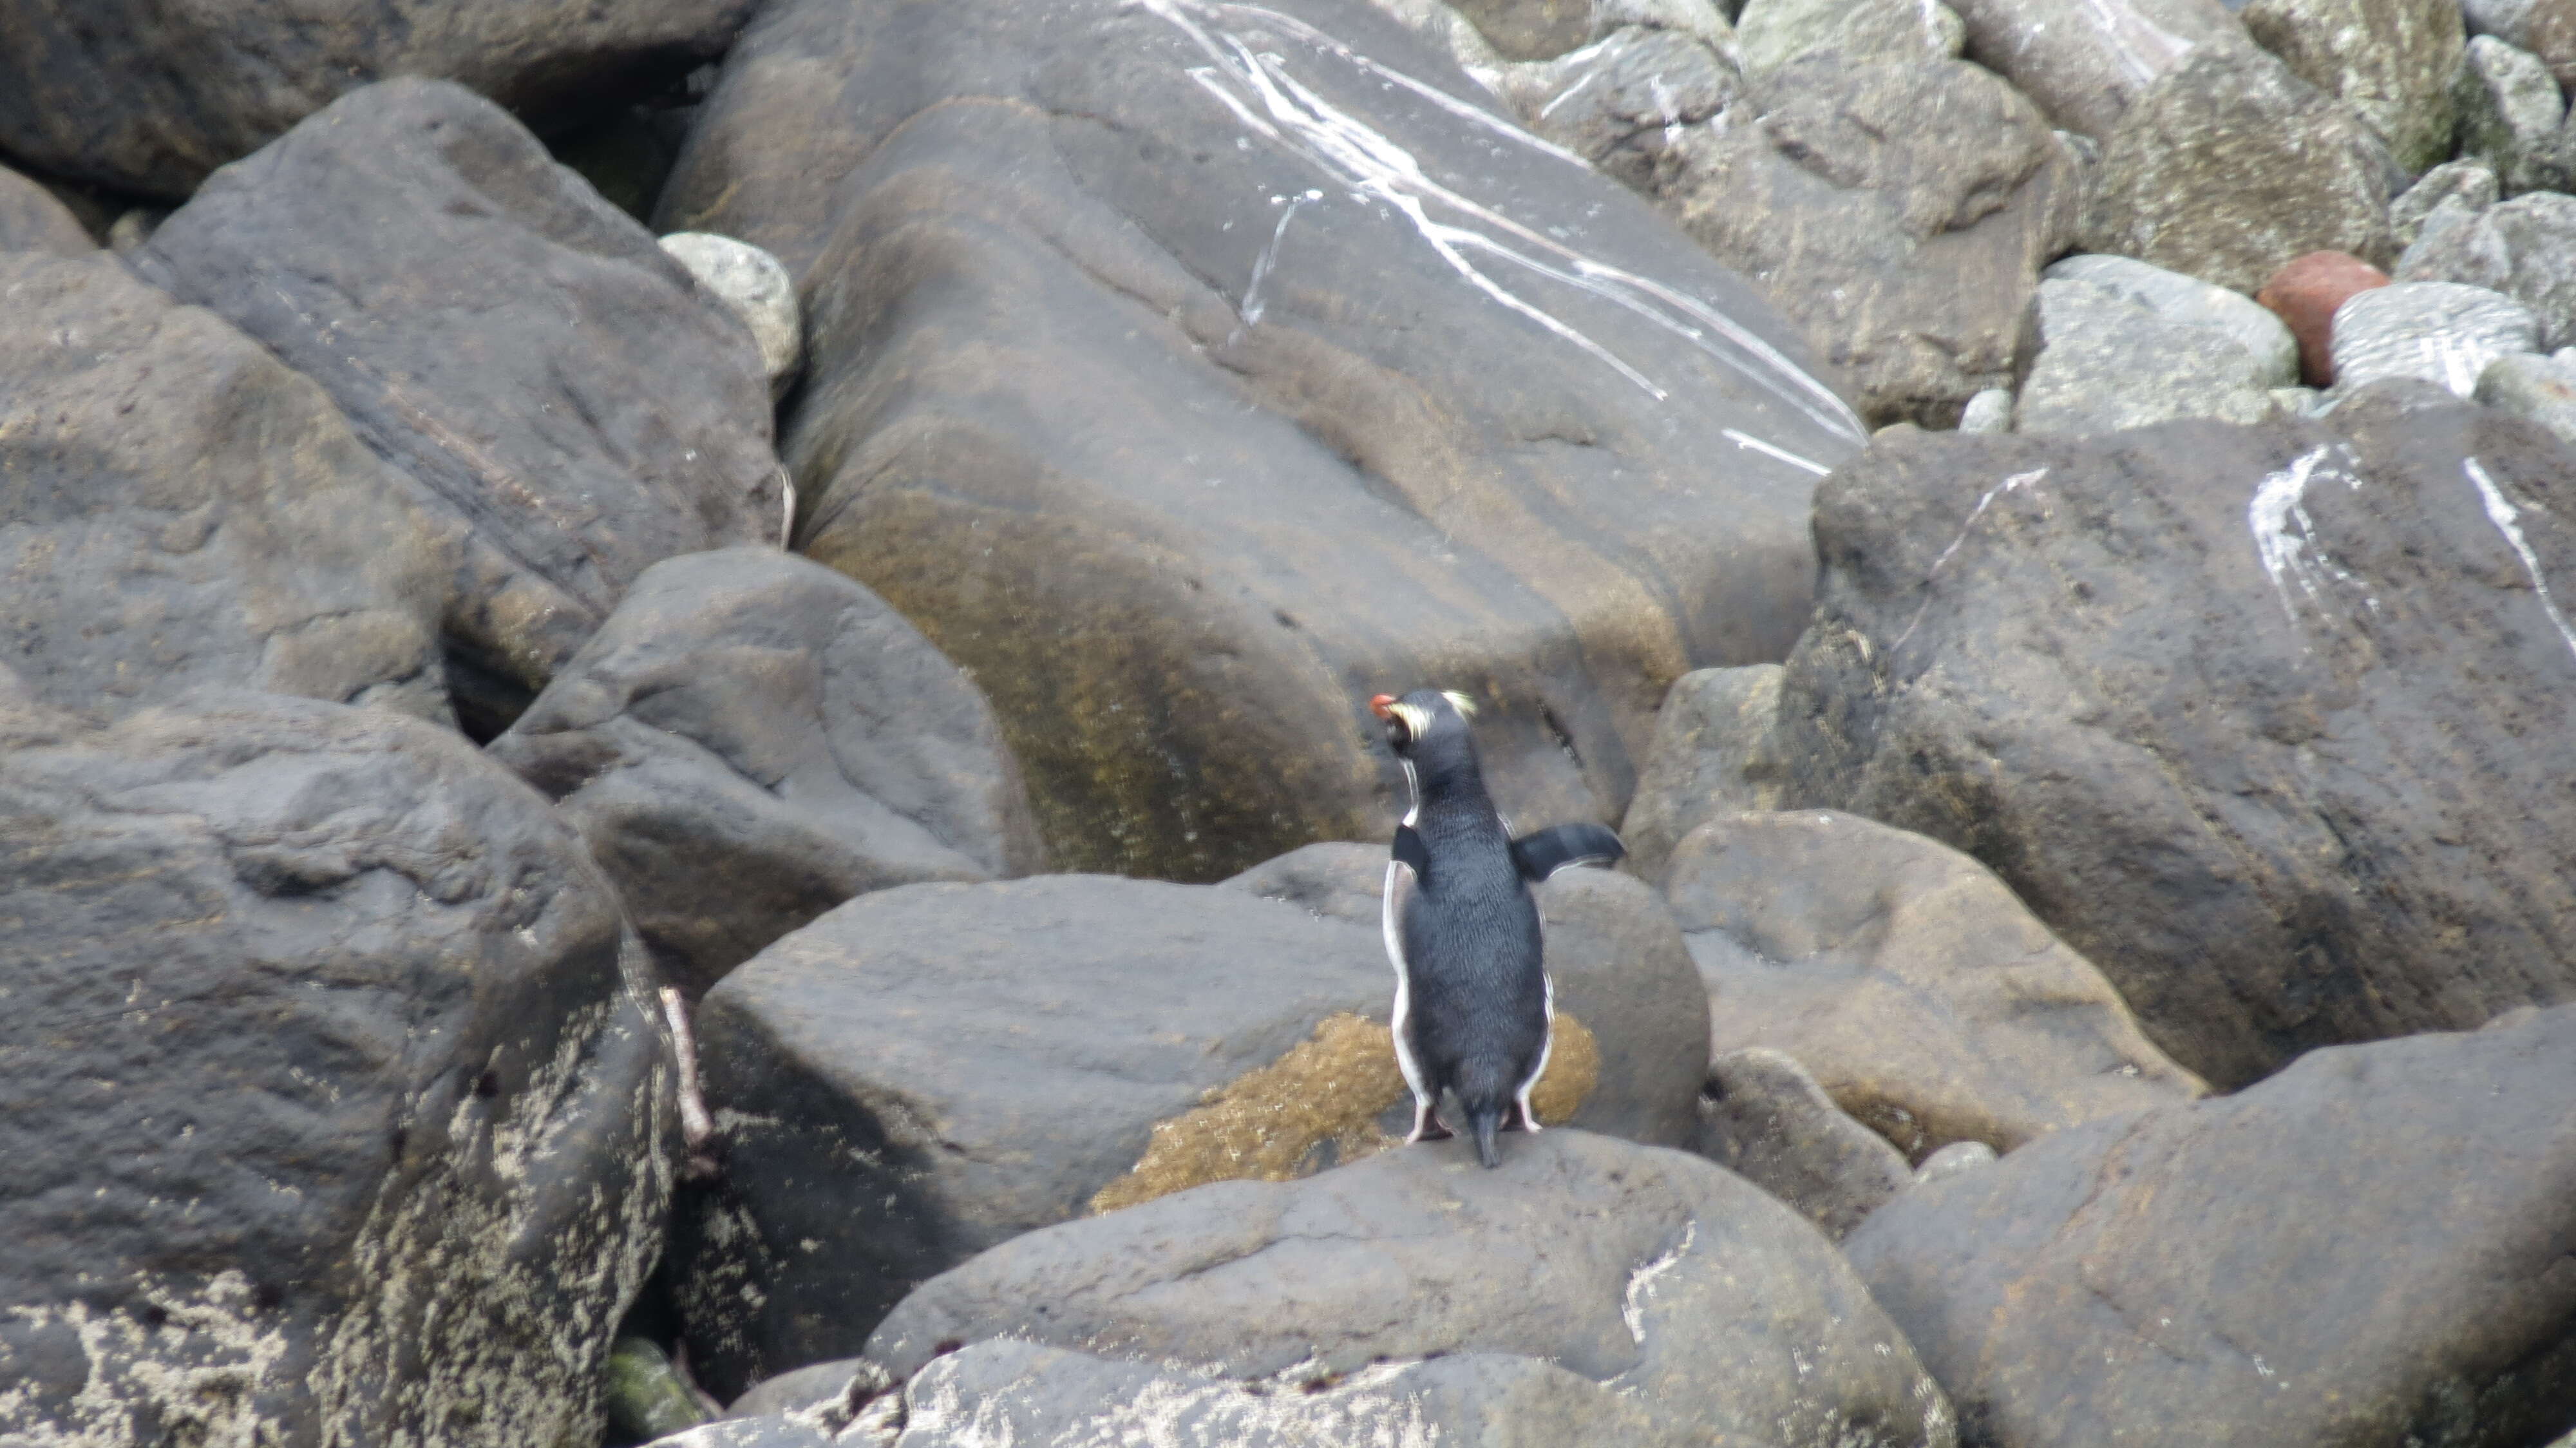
(1405, 1098, 1454, 1143)
(1507, 1095, 1544, 1134)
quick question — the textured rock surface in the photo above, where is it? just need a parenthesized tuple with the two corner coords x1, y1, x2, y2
(2329, 279, 2541, 394)
(1481, 25, 1741, 187)
(1693, 1047, 1913, 1239)
(1670, 810, 2204, 1155)
(0, 691, 674, 1448)
(135, 79, 787, 738)
(1662, 55, 2081, 426)
(670, 865, 1705, 1396)
(0, 0, 759, 198)
(488, 548, 1043, 996)
(0, 162, 90, 254)
(1945, 0, 2255, 139)
(2388, 156, 2501, 248)
(2394, 191, 2576, 348)
(659, 233, 805, 397)
(2478, 347, 2576, 443)
(2084, 48, 2396, 292)
(2456, 34, 2573, 193)
(659, 0, 1868, 879)
(2257, 249, 2393, 383)
(2044, 252, 2300, 383)
(2013, 278, 2282, 431)
(2240, 0, 2463, 170)
(0, 250, 453, 725)
(1846, 1007, 2576, 1448)
(1620, 663, 1791, 881)
(1771, 399, 2576, 1086)
(1737, 0, 1964, 72)
(869, 1130, 1958, 1448)
(1958, 388, 2015, 431)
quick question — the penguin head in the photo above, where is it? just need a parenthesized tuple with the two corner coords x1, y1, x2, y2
(1370, 689, 1479, 771)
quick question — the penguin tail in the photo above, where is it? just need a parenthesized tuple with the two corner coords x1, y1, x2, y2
(1468, 1103, 1505, 1168)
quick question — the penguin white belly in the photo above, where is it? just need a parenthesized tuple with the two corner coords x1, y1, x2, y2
(1381, 857, 1443, 1141)
(1512, 971, 1555, 1132)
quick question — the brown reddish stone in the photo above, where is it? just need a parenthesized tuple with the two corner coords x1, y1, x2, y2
(2258, 250, 2392, 386)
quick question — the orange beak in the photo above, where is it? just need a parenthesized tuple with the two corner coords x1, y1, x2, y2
(1368, 693, 1397, 720)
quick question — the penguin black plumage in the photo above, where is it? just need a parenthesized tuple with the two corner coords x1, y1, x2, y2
(1372, 689, 1625, 1168)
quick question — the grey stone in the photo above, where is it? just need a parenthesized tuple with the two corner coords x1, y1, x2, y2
(869, 1130, 1957, 1448)
(727, 1358, 882, 1420)
(2476, 347, 2576, 443)
(1769, 397, 2576, 1087)
(1452, 0, 1607, 56)
(2084, 48, 2397, 292)
(0, 0, 758, 197)
(641, 1418, 836, 1448)
(1845, 1006, 2576, 1448)
(1618, 663, 1791, 882)
(1737, 0, 1964, 73)
(1481, 25, 1741, 187)
(2388, 157, 2501, 248)
(671, 864, 1707, 1396)
(488, 548, 1044, 996)
(1909, 1139, 1998, 1184)
(2044, 252, 2302, 383)
(1668, 810, 2204, 1157)
(1693, 1048, 1913, 1239)
(2012, 279, 2281, 432)
(2464, 0, 2576, 89)
(1660, 55, 2083, 426)
(0, 161, 90, 254)
(1945, 0, 2258, 140)
(2240, 0, 2464, 171)
(2329, 279, 2542, 395)
(1958, 387, 2016, 431)
(134, 79, 788, 738)
(2269, 383, 2324, 413)
(2393, 191, 2576, 348)
(661, 232, 805, 397)
(661, 0, 1862, 881)
(0, 250, 454, 726)
(2456, 34, 2573, 193)
(0, 691, 676, 1448)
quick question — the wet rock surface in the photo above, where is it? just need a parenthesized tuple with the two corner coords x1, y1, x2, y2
(868, 1130, 1958, 1448)
(659, 0, 1863, 879)
(1772, 397, 2576, 1087)
(133, 79, 788, 738)
(0, 691, 674, 1448)
(1846, 1005, 2576, 1448)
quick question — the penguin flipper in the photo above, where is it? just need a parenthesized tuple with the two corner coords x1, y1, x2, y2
(1510, 823, 1626, 881)
(1392, 823, 1430, 883)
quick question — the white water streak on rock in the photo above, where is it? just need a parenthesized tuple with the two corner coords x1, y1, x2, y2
(2464, 457, 2576, 666)
(2249, 445, 2374, 642)
(2078, 0, 2192, 87)
(1621, 1219, 1698, 1345)
(1147, 0, 1866, 442)
(1893, 468, 2047, 649)
(1723, 428, 1830, 475)
(1241, 190, 1321, 325)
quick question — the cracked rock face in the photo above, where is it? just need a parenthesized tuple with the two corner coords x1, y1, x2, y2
(659, 0, 1862, 879)
(867, 1130, 1956, 1448)
(668, 860, 1706, 1397)
(0, 690, 675, 1448)
(1770, 395, 2576, 1088)
(1844, 1005, 2576, 1448)
(133, 79, 789, 739)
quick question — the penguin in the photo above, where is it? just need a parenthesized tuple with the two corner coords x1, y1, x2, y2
(1372, 689, 1627, 1168)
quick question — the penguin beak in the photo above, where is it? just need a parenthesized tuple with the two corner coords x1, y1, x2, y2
(1369, 694, 1398, 721)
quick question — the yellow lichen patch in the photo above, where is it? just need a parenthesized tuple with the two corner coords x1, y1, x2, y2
(1087, 1010, 1604, 1215)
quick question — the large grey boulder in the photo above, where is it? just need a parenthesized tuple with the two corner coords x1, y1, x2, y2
(869, 1130, 1958, 1448)
(2327, 279, 2542, 395)
(1736, 0, 1964, 72)
(1846, 1005, 2576, 1448)
(2240, 0, 2463, 170)
(1770, 396, 2576, 1087)
(0, 0, 758, 198)
(0, 250, 453, 726)
(2084, 47, 2396, 292)
(135, 79, 788, 738)
(0, 691, 675, 1448)
(1660, 54, 2082, 426)
(669, 863, 1706, 1396)
(1693, 1047, 1915, 1239)
(1943, 0, 2256, 140)
(1670, 810, 2204, 1156)
(2012, 277, 2282, 432)
(2456, 33, 2575, 193)
(1619, 663, 1792, 881)
(2394, 191, 2576, 349)
(2043, 252, 2301, 383)
(659, 0, 1865, 880)
(489, 548, 1043, 996)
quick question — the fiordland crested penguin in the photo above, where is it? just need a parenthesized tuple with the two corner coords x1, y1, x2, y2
(1372, 689, 1626, 1168)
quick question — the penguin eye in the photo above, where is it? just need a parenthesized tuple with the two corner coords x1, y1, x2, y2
(1383, 715, 1412, 750)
